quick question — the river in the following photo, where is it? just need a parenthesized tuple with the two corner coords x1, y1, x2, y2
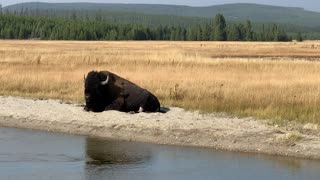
(0, 128, 319, 180)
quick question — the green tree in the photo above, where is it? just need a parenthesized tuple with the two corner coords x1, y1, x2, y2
(155, 25, 164, 40)
(245, 20, 253, 41)
(296, 32, 303, 42)
(18, 26, 28, 39)
(3, 26, 14, 39)
(107, 29, 118, 40)
(213, 14, 227, 41)
(228, 24, 241, 41)
(78, 30, 85, 40)
(196, 25, 202, 41)
(187, 25, 198, 41)
(201, 24, 211, 41)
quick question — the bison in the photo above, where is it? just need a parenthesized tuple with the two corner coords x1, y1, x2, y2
(84, 71, 161, 113)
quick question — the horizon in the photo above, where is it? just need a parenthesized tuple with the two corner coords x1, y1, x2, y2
(1, 0, 320, 12)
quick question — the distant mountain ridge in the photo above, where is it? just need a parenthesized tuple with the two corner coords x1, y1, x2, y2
(4, 2, 320, 27)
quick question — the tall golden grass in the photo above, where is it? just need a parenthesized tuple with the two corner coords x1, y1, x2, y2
(1, 40, 320, 123)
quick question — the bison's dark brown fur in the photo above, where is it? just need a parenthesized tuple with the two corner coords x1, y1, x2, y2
(84, 71, 160, 113)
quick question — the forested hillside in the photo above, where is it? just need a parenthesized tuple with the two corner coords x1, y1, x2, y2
(2, 2, 320, 39)
(0, 12, 292, 41)
(4, 2, 320, 27)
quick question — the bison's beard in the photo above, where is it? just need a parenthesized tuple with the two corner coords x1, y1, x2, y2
(85, 101, 106, 112)
(84, 94, 109, 112)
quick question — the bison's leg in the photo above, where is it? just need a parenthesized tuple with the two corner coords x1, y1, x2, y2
(104, 96, 125, 111)
(140, 93, 160, 112)
(138, 107, 144, 113)
(84, 105, 90, 112)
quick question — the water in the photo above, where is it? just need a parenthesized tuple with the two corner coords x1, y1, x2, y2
(0, 128, 319, 180)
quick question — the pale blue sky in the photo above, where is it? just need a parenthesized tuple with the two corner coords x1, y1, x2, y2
(2, 0, 320, 12)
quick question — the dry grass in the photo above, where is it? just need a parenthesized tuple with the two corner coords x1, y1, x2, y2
(1, 40, 320, 123)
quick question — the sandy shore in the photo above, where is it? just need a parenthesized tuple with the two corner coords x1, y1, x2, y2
(0, 96, 320, 159)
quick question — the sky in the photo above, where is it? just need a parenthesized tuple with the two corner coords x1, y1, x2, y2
(1, 0, 320, 12)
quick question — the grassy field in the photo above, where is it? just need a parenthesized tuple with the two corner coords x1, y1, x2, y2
(1, 40, 320, 124)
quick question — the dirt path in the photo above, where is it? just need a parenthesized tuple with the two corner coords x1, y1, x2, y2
(0, 96, 319, 159)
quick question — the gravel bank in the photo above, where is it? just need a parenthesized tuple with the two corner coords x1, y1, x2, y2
(0, 96, 320, 159)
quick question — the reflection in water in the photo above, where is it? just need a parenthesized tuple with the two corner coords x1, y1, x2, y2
(0, 128, 320, 180)
(84, 138, 320, 180)
(85, 138, 154, 180)
(85, 138, 152, 166)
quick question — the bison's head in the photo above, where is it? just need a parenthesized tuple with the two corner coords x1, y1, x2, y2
(84, 71, 110, 112)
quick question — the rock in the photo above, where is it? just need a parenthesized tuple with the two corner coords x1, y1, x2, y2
(303, 123, 319, 130)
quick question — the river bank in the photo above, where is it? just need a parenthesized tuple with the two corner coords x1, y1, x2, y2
(0, 96, 319, 159)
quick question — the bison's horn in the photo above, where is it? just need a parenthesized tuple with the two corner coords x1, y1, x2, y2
(101, 75, 109, 85)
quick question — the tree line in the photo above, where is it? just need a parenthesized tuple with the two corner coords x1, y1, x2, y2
(0, 10, 297, 41)
(3, 7, 209, 27)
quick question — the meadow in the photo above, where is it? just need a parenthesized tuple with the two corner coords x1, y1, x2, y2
(1, 40, 320, 124)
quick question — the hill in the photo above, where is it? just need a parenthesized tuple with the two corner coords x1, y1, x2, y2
(3, 2, 320, 27)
